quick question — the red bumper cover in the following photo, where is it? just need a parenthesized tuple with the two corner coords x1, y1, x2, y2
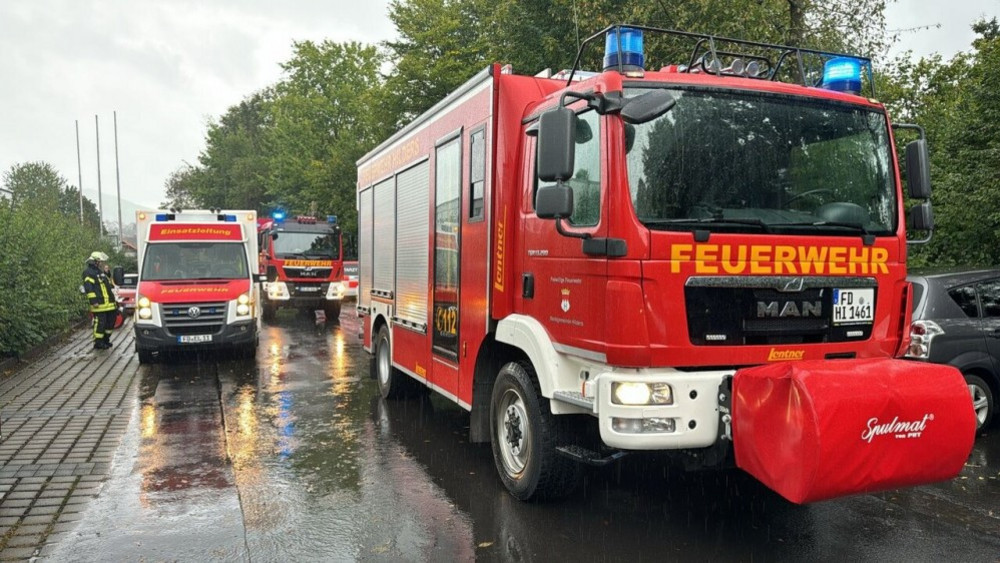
(732, 358, 975, 504)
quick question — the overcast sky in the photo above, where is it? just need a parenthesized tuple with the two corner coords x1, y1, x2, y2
(1, 1, 996, 218)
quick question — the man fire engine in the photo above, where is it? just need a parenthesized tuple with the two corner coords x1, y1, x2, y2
(132, 210, 260, 363)
(257, 213, 345, 321)
(357, 26, 976, 503)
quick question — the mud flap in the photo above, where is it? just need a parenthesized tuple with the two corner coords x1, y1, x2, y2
(732, 358, 976, 504)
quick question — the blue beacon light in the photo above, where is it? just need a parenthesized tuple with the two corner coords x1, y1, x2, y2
(822, 57, 863, 95)
(272, 211, 286, 222)
(604, 27, 644, 72)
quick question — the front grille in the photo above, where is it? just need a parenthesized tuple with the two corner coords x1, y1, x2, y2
(685, 277, 876, 346)
(283, 267, 333, 279)
(161, 301, 227, 336)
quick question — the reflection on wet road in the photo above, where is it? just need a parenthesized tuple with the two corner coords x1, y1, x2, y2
(50, 311, 1000, 561)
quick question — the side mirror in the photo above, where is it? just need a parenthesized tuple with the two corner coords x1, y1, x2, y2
(536, 184, 574, 219)
(905, 139, 932, 199)
(270, 232, 279, 240)
(909, 201, 934, 231)
(621, 90, 676, 124)
(112, 266, 124, 286)
(537, 107, 575, 182)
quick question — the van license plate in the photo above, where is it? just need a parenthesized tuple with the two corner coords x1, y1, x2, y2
(832, 288, 874, 325)
(178, 334, 213, 344)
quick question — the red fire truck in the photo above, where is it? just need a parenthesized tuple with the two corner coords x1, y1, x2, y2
(257, 213, 346, 321)
(357, 26, 976, 503)
(133, 210, 260, 364)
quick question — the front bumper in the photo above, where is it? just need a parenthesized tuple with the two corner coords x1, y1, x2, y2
(264, 281, 344, 308)
(590, 370, 729, 450)
(135, 320, 256, 352)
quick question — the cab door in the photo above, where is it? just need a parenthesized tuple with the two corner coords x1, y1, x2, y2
(516, 108, 609, 354)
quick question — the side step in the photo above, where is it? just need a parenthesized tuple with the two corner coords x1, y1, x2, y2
(552, 390, 595, 410)
(556, 445, 627, 467)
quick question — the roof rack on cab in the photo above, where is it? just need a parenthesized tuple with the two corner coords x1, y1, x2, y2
(567, 24, 876, 98)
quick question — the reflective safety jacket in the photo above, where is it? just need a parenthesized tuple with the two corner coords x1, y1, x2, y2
(82, 262, 117, 313)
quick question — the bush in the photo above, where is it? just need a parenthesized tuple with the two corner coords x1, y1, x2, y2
(0, 199, 109, 357)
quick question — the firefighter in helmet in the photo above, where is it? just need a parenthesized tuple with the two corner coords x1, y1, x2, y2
(83, 251, 117, 349)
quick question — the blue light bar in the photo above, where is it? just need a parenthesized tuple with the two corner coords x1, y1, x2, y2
(327, 215, 337, 224)
(155, 213, 169, 221)
(821, 57, 862, 95)
(223, 214, 237, 222)
(272, 211, 286, 222)
(604, 27, 644, 72)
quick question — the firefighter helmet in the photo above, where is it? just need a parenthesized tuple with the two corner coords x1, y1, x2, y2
(89, 251, 109, 262)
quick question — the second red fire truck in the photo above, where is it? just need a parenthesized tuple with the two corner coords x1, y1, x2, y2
(257, 213, 346, 321)
(357, 26, 977, 503)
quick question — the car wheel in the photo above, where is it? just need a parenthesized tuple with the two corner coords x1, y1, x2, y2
(964, 374, 994, 432)
(490, 361, 580, 501)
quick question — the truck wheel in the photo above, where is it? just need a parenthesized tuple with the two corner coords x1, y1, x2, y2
(324, 302, 342, 322)
(262, 304, 277, 322)
(490, 361, 580, 501)
(137, 349, 155, 365)
(238, 343, 257, 361)
(965, 373, 995, 432)
(374, 325, 417, 399)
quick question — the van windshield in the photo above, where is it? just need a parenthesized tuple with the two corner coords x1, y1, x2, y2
(141, 242, 248, 281)
(624, 87, 897, 236)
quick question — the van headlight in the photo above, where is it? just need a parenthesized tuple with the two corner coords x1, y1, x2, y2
(612, 382, 673, 405)
(236, 294, 251, 316)
(137, 296, 153, 320)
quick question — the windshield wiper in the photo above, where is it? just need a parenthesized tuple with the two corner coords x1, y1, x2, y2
(771, 220, 878, 244)
(644, 217, 772, 233)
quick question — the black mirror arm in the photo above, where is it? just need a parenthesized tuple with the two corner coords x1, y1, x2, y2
(559, 91, 621, 115)
(555, 218, 591, 240)
(893, 123, 926, 141)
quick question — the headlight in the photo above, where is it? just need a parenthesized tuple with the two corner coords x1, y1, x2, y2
(326, 281, 345, 300)
(612, 382, 673, 405)
(237, 293, 250, 305)
(138, 306, 153, 319)
(236, 303, 251, 316)
(138, 296, 151, 308)
(267, 282, 289, 300)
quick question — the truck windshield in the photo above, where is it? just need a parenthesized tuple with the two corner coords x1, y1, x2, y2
(624, 87, 896, 235)
(141, 242, 249, 281)
(272, 231, 339, 259)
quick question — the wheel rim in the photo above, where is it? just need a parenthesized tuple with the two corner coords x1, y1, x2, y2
(378, 335, 391, 387)
(497, 387, 531, 477)
(969, 383, 989, 427)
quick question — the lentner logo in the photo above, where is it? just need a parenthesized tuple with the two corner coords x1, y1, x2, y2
(768, 348, 805, 361)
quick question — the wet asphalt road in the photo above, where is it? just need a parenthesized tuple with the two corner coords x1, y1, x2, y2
(49, 311, 1000, 562)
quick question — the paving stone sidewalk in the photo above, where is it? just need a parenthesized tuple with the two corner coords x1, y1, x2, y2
(0, 323, 139, 561)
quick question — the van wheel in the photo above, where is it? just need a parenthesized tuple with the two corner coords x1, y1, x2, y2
(137, 349, 155, 364)
(374, 325, 418, 399)
(965, 374, 994, 432)
(490, 361, 580, 501)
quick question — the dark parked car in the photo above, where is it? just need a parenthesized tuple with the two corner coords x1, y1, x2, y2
(907, 269, 999, 433)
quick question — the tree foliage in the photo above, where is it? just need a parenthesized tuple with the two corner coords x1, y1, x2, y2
(880, 19, 1000, 268)
(1, 162, 111, 357)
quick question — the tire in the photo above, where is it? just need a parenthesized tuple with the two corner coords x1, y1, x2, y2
(324, 302, 342, 323)
(238, 342, 257, 361)
(137, 348, 155, 364)
(490, 361, 580, 501)
(262, 304, 277, 322)
(373, 325, 418, 399)
(965, 373, 995, 432)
